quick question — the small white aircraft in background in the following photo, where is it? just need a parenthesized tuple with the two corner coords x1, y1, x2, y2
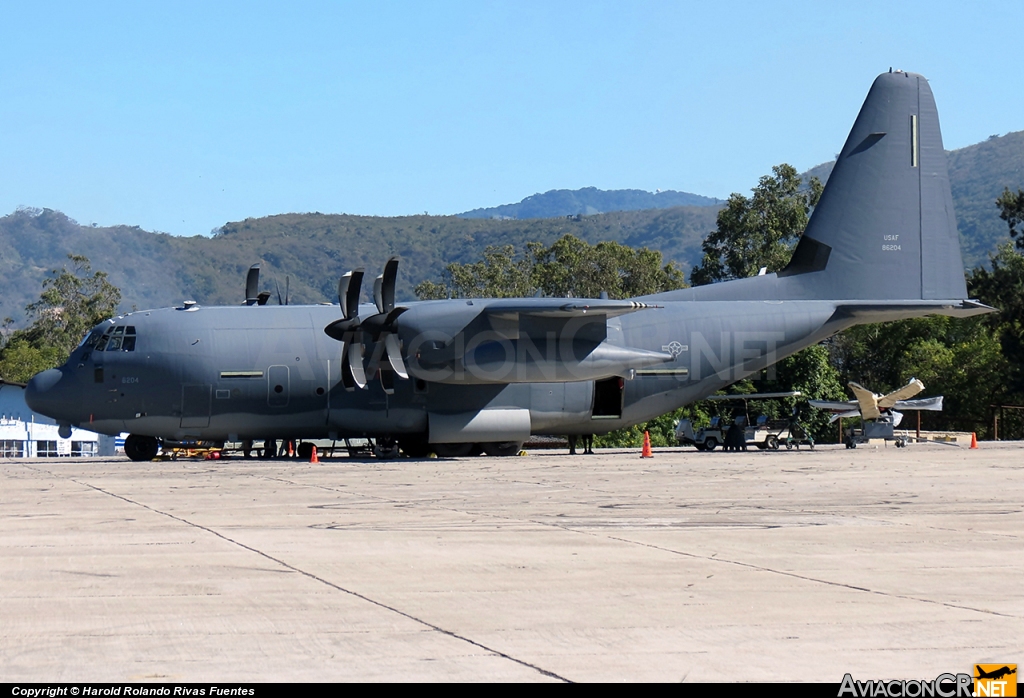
(809, 379, 944, 448)
(809, 378, 943, 423)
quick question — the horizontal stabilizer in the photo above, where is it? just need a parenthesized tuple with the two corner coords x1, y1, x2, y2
(893, 396, 943, 411)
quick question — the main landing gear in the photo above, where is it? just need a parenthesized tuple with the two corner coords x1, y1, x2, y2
(124, 434, 160, 462)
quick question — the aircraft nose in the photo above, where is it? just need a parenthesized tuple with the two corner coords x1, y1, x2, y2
(25, 368, 65, 416)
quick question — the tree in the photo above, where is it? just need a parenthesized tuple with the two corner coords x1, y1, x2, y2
(414, 234, 685, 300)
(0, 339, 63, 385)
(996, 187, 1024, 249)
(534, 237, 685, 299)
(415, 243, 544, 300)
(0, 254, 121, 383)
(690, 164, 822, 286)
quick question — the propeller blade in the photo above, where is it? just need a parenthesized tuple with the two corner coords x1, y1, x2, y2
(340, 350, 355, 390)
(380, 368, 395, 395)
(346, 335, 367, 389)
(383, 332, 408, 379)
(285, 276, 289, 306)
(256, 291, 271, 306)
(373, 274, 384, 314)
(324, 318, 357, 341)
(338, 269, 364, 320)
(275, 279, 283, 306)
(380, 257, 398, 313)
(244, 264, 260, 305)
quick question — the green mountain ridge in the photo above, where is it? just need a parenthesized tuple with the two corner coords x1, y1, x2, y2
(0, 206, 719, 327)
(458, 186, 723, 219)
(2, 130, 1021, 329)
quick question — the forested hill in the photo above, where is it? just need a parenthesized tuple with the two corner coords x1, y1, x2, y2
(458, 187, 722, 219)
(0, 205, 719, 327)
(804, 130, 1024, 269)
(2, 131, 1021, 328)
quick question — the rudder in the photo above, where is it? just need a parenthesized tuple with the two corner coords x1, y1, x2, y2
(781, 71, 968, 301)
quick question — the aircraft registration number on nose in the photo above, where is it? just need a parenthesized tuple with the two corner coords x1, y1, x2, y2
(122, 376, 140, 384)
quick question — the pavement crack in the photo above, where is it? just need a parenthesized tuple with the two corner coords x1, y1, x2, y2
(238, 467, 1021, 621)
(598, 533, 1018, 620)
(41, 467, 571, 683)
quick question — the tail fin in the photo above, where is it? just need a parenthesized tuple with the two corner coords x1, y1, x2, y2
(780, 71, 968, 300)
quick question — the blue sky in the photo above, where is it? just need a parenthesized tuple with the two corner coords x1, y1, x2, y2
(1, 1, 1020, 236)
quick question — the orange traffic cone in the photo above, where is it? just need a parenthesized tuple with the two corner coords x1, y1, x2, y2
(970, 432, 978, 449)
(310, 445, 319, 464)
(287, 440, 295, 457)
(641, 430, 653, 458)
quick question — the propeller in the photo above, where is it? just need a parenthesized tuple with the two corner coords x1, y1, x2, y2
(244, 264, 260, 305)
(243, 264, 271, 305)
(325, 268, 367, 390)
(324, 257, 408, 392)
(366, 258, 408, 382)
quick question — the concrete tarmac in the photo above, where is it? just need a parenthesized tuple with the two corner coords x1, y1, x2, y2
(1, 442, 1021, 682)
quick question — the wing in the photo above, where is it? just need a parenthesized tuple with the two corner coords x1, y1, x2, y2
(482, 298, 661, 320)
(848, 382, 881, 420)
(808, 399, 859, 412)
(877, 378, 925, 409)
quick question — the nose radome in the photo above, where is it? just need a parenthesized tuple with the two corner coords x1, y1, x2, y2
(25, 368, 64, 414)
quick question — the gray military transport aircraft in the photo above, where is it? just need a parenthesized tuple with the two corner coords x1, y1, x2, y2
(25, 71, 993, 461)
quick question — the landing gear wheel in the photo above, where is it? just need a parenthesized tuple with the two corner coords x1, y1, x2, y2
(373, 438, 400, 460)
(296, 442, 314, 460)
(432, 443, 474, 457)
(400, 438, 431, 458)
(482, 441, 523, 457)
(124, 434, 159, 462)
(703, 438, 718, 452)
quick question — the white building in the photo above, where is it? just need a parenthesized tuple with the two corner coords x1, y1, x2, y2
(0, 380, 116, 457)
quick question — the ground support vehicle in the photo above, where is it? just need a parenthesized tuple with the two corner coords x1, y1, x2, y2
(677, 416, 809, 451)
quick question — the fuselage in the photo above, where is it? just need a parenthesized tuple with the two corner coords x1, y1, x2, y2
(25, 295, 852, 443)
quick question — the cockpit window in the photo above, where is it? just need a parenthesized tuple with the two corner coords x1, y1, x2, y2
(94, 325, 137, 352)
(76, 332, 97, 350)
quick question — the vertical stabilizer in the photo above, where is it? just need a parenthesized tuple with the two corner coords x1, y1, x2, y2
(780, 71, 967, 301)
